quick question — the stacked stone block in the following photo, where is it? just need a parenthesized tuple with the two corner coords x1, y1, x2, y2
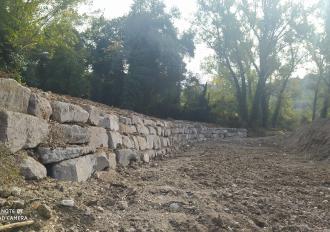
(0, 79, 247, 182)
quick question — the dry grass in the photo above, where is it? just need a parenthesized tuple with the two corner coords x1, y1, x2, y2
(286, 119, 330, 160)
(0, 145, 23, 186)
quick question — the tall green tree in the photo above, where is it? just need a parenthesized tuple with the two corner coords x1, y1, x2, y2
(195, 0, 304, 128)
(122, 0, 194, 117)
(87, 0, 194, 118)
(0, 0, 85, 76)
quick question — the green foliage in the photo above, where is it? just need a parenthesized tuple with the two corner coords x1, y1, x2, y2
(0, 0, 85, 74)
(86, 0, 195, 118)
(180, 73, 212, 122)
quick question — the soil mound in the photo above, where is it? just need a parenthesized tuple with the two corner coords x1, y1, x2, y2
(286, 119, 330, 160)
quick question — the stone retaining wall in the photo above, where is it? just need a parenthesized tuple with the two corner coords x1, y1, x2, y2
(0, 79, 247, 182)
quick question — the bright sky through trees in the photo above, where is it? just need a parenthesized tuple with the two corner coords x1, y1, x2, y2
(80, 0, 320, 83)
(80, 0, 213, 82)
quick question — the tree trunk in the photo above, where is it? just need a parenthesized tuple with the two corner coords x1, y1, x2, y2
(261, 87, 270, 128)
(249, 77, 266, 128)
(312, 76, 321, 121)
(320, 85, 330, 118)
(272, 77, 290, 128)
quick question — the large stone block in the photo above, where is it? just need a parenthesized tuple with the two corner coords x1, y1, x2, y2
(131, 115, 143, 125)
(122, 136, 135, 149)
(131, 136, 140, 150)
(107, 152, 117, 169)
(49, 152, 111, 182)
(136, 136, 147, 150)
(120, 123, 137, 135)
(156, 127, 162, 136)
(136, 124, 149, 135)
(51, 101, 89, 123)
(119, 116, 132, 125)
(93, 151, 110, 171)
(88, 126, 108, 148)
(148, 126, 157, 135)
(49, 155, 92, 182)
(141, 150, 156, 162)
(146, 135, 161, 149)
(145, 135, 154, 150)
(28, 93, 52, 120)
(99, 114, 119, 131)
(37, 146, 95, 164)
(84, 105, 101, 125)
(20, 156, 47, 180)
(161, 137, 170, 147)
(153, 136, 161, 149)
(116, 149, 139, 167)
(0, 110, 49, 153)
(144, 119, 156, 126)
(108, 131, 122, 149)
(0, 78, 31, 113)
(50, 124, 89, 145)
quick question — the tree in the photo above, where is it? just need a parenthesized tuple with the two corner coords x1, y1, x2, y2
(0, 0, 85, 76)
(195, 0, 304, 128)
(86, 17, 126, 106)
(122, 0, 194, 117)
(86, 0, 194, 118)
(181, 73, 212, 122)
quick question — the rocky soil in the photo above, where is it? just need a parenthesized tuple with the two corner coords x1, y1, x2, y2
(1, 137, 329, 232)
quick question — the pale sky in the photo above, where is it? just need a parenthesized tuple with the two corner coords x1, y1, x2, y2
(80, 0, 214, 83)
(80, 0, 320, 83)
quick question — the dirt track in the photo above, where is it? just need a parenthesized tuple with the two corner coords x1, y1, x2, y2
(17, 137, 330, 231)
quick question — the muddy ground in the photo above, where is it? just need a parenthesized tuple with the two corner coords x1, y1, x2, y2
(3, 137, 330, 232)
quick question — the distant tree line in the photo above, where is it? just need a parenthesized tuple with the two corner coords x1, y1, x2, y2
(0, 0, 329, 129)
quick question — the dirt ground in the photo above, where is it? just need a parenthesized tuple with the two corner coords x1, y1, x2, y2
(5, 137, 330, 232)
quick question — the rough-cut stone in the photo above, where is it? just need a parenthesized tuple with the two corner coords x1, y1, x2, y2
(146, 135, 154, 150)
(141, 151, 150, 163)
(156, 120, 164, 127)
(99, 114, 119, 131)
(146, 135, 161, 149)
(38, 146, 95, 164)
(144, 119, 156, 126)
(119, 116, 132, 125)
(20, 156, 47, 180)
(161, 137, 170, 147)
(108, 152, 117, 169)
(145, 150, 156, 159)
(88, 126, 108, 148)
(51, 101, 89, 123)
(148, 126, 157, 135)
(93, 151, 110, 171)
(137, 136, 148, 150)
(131, 115, 143, 125)
(0, 110, 49, 153)
(131, 136, 140, 150)
(153, 136, 161, 149)
(49, 152, 109, 182)
(0, 78, 31, 113)
(28, 93, 52, 120)
(116, 149, 139, 166)
(108, 131, 122, 149)
(49, 155, 93, 182)
(50, 124, 89, 145)
(136, 124, 149, 135)
(122, 136, 135, 149)
(156, 127, 162, 136)
(84, 105, 101, 125)
(120, 124, 137, 135)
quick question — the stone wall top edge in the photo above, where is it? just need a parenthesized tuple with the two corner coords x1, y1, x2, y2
(1, 78, 246, 131)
